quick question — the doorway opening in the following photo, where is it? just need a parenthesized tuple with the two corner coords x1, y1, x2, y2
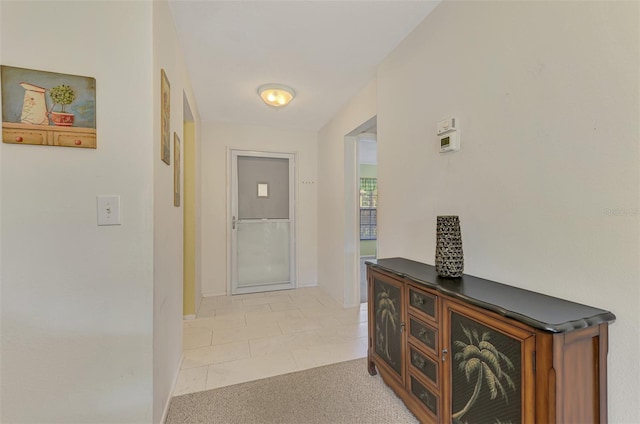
(343, 116, 377, 308)
(357, 134, 377, 303)
(183, 93, 198, 319)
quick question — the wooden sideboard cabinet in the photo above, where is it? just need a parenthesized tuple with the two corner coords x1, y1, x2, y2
(2, 122, 96, 148)
(367, 258, 615, 424)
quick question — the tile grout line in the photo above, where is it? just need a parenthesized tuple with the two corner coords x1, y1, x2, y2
(203, 364, 210, 391)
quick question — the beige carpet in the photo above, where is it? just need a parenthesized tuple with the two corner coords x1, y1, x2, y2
(165, 358, 418, 424)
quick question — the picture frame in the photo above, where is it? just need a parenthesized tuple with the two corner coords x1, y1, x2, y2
(161, 69, 170, 165)
(1, 65, 97, 149)
(174, 132, 181, 207)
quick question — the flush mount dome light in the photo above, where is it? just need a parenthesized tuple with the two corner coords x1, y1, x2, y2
(257, 84, 296, 108)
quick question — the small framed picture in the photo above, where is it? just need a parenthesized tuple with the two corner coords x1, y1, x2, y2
(161, 69, 170, 165)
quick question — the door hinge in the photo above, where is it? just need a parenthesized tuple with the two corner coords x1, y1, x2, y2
(533, 351, 536, 373)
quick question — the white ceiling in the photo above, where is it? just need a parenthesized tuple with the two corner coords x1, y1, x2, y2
(168, 1, 439, 131)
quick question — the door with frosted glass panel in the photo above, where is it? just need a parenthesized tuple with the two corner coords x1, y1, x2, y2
(230, 151, 296, 294)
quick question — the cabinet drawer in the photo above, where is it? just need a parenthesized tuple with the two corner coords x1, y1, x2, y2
(410, 374, 439, 420)
(409, 343, 438, 388)
(52, 132, 97, 148)
(409, 316, 438, 355)
(408, 286, 437, 322)
(3, 128, 47, 145)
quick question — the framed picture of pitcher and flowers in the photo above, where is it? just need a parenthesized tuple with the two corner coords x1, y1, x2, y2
(1, 65, 97, 148)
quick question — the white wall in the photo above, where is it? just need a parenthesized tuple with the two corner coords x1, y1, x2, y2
(375, 1, 639, 422)
(200, 121, 318, 297)
(0, 4, 4, 421)
(0, 2, 154, 422)
(152, 1, 201, 422)
(0, 1, 4, 421)
(194, 121, 203, 313)
(317, 80, 376, 304)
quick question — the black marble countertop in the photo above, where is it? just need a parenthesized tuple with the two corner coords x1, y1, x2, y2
(366, 257, 615, 333)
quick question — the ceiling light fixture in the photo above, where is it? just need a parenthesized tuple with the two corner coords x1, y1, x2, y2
(257, 84, 296, 108)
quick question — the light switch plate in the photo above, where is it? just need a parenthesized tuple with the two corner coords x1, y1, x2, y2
(97, 195, 121, 226)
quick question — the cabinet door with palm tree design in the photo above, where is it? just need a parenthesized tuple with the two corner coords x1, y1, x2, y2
(442, 300, 536, 424)
(371, 273, 405, 381)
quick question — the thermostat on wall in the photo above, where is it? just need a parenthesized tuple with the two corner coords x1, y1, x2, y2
(437, 117, 460, 153)
(437, 117, 457, 135)
(440, 131, 460, 153)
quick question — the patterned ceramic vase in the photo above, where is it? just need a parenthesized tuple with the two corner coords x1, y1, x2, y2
(435, 215, 464, 278)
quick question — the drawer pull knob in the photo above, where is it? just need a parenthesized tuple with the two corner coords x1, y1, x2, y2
(74, 139, 82, 145)
(15, 136, 23, 142)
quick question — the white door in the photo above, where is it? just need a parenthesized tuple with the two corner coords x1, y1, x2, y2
(230, 150, 296, 294)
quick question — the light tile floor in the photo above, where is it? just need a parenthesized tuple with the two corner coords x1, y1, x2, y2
(174, 287, 369, 396)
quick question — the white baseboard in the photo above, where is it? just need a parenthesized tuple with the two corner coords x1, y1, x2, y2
(202, 284, 318, 297)
(161, 354, 184, 424)
(183, 314, 196, 320)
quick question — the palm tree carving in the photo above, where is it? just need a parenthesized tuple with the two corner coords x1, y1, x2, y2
(452, 324, 516, 421)
(375, 287, 399, 363)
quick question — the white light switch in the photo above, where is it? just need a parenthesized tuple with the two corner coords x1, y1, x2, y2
(97, 195, 121, 226)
